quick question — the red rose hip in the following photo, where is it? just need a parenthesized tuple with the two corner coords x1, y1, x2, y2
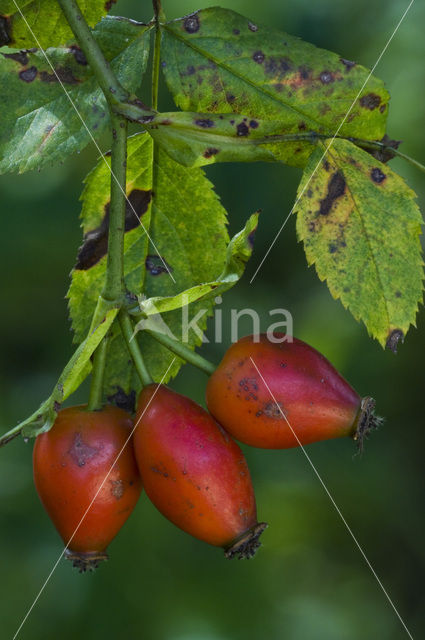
(206, 334, 381, 450)
(134, 384, 266, 558)
(33, 405, 142, 571)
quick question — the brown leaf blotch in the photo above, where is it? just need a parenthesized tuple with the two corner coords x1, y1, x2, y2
(371, 167, 386, 184)
(319, 171, 346, 216)
(75, 190, 152, 270)
(183, 13, 200, 33)
(19, 66, 37, 82)
(360, 93, 381, 110)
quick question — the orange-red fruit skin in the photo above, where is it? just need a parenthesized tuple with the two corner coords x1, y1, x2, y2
(134, 384, 259, 549)
(33, 405, 142, 555)
(206, 334, 361, 449)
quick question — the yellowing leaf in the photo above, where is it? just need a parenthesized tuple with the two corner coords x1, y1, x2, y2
(296, 139, 423, 348)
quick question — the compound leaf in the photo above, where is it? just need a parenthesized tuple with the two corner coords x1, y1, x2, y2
(296, 138, 423, 348)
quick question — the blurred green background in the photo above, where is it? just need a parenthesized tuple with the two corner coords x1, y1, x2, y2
(1, 0, 424, 638)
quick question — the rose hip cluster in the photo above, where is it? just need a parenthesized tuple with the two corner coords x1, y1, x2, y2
(33, 334, 380, 571)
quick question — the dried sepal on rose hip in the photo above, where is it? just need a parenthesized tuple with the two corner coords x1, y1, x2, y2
(33, 405, 142, 572)
(206, 333, 382, 451)
(134, 384, 267, 559)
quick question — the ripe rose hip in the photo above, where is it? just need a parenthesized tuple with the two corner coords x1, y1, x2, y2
(33, 405, 142, 571)
(134, 384, 266, 558)
(206, 334, 381, 450)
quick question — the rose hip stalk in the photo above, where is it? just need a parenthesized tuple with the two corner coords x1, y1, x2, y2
(206, 334, 382, 450)
(134, 384, 266, 559)
(33, 405, 142, 571)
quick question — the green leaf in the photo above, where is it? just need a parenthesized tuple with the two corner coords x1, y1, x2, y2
(68, 132, 229, 394)
(0, 0, 113, 49)
(147, 110, 290, 167)
(0, 17, 150, 173)
(0, 303, 118, 443)
(296, 138, 423, 348)
(161, 7, 389, 168)
(133, 212, 258, 325)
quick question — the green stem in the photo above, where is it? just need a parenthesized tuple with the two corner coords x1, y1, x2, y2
(87, 337, 109, 411)
(350, 138, 425, 174)
(145, 328, 216, 376)
(119, 312, 153, 386)
(102, 113, 128, 302)
(57, 0, 128, 104)
(152, 0, 164, 110)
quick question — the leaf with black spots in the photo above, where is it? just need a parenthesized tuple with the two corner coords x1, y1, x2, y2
(296, 138, 423, 347)
(161, 7, 389, 168)
(68, 132, 229, 394)
(0, 17, 150, 173)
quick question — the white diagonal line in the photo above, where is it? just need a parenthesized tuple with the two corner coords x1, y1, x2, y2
(10, 0, 176, 283)
(12, 358, 176, 640)
(249, 356, 414, 640)
(250, 0, 415, 284)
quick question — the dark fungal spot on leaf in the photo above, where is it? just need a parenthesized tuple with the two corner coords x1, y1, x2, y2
(54, 401, 61, 413)
(0, 15, 11, 46)
(360, 93, 381, 110)
(340, 58, 356, 71)
(105, 0, 117, 10)
(237, 122, 250, 136)
(320, 70, 334, 84)
(329, 239, 346, 253)
(386, 329, 404, 353)
(371, 167, 386, 184)
(39, 66, 79, 84)
(226, 93, 236, 103)
(69, 45, 87, 65)
(3, 50, 29, 65)
(265, 56, 291, 77)
(75, 190, 152, 270)
(195, 118, 215, 128)
(108, 387, 136, 413)
(146, 255, 172, 276)
(203, 147, 219, 158)
(250, 120, 259, 129)
(186, 64, 196, 75)
(183, 13, 200, 33)
(298, 122, 307, 131)
(248, 21, 258, 32)
(252, 50, 265, 64)
(379, 104, 386, 113)
(395, 291, 402, 298)
(19, 66, 37, 82)
(233, 28, 240, 35)
(319, 171, 346, 216)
